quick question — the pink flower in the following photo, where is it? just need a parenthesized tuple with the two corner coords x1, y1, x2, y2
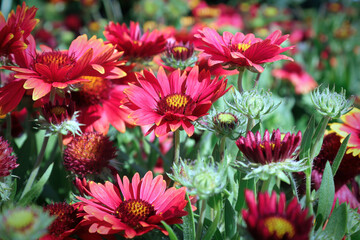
(75, 171, 188, 238)
(195, 27, 293, 72)
(272, 62, 317, 94)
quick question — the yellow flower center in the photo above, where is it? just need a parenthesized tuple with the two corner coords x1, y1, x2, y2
(166, 94, 189, 110)
(81, 76, 107, 93)
(116, 199, 155, 226)
(260, 142, 276, 150)
(50, 106, 67, 116)
(263, 216, 295, 239)
(217, 113, 236, 124)
(172, 46, 189, 54)
(237, 42, 251, 52)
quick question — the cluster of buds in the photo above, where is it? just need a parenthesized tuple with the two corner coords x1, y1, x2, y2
(0, 206, 54, 240)
(198, 108, 245, 139)
(161, 41, 197, 70)
(227, 89, 281, 119)
(37, 99, 82, 136)
(311, 86, 354, 119)
(168, 156, 228, 199)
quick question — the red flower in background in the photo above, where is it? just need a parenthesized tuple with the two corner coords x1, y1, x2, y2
(63, 132, 117, 177)
(0, 136, 19, 177)
(243, 190, 313, 240)
(124, 66, 229, 137)
(0, 2, 39, 57)
(195, 27, 293, 72)
(272, 62, 317, 94)
(41, 202, 81, 240)
(104, 21, 167, 61)
(0, 34, 125, 115)
(75, 171, 188, 238)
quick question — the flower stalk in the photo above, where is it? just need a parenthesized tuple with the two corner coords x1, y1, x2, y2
(196, 199, 207, 240)
(173, 129, 180, 164)
(237, 68, 245, 92)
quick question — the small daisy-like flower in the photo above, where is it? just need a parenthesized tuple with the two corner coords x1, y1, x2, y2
(41, 202, 81, 240)
(124, 66, 229, 137)
(0, 2, 39, 58)
(235, 130, 305, 182)
(243, 190, 313, 240)
(195, 27, 293, 73)
(168, 157, 228, 199)
(39, 99, 82, 136)
(0, 136, 19, 177)
(311, 86, 354, 119)
(75, 171, 188, 238)
(104, 21, 167, 61)
(0, 206, 54, 240)
(272, 62, 318, 95)
(63, 132, 117, 177)
(329, 107, 360, 157)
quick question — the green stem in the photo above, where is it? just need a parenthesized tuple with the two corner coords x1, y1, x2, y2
(219, 136, 226, 162)
(305, 168, 314, 216)
(237, 68, 245, 93)
(254, 72, 261, 88)
(58, 133, 64, 158)
(260, 176, 275, 193)
(173, 130, 180, 164)
(5, 113, 11, 141)
(196, 199, 207, 240)
(21, 135, 50, 199)
(246, 116, 254, 132)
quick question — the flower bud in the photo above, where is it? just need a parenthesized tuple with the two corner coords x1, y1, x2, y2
(161, 41, 198, 70)
(227, 89, 281, 119)
(311, 86, 354, 118)
(198, 108, 245, 139)
(168, 157, 228, 199)
(0, 206, 54, 240)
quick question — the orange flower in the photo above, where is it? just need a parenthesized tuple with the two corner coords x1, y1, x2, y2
(329, 108, 360, 157)
(0, 35, 126, 115)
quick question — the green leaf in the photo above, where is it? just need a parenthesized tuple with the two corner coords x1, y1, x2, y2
(212, 142, 221, 162)
(315, 161, 335, 229)
(332, 134, 350, 176)
(250, 121, 261, 134)
(18, 163, 54, 205)
(310, 116, 329, 160)
(299, 115, 315, 160)
(161, 221, 179, 240)
(323, 203, 347, 240)
(203, 218, 222, 240)
(224, 199, 236, 239)
(203, 202, 221, 240)
(183, 193, 195, 240)
(235, 173, 256, 211)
